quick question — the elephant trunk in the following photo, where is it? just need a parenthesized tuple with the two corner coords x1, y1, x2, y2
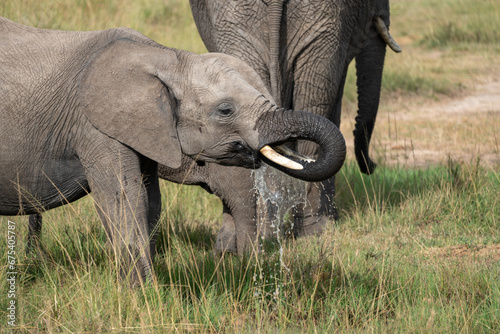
(265, 0, 285, 106)
(353, 24, 387, 175)
(256, 108, 346, 182)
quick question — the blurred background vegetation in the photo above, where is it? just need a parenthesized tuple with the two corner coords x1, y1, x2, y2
(1, 0, 206, 52)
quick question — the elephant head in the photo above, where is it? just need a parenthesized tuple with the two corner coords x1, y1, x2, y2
(79, 41, 346, 183)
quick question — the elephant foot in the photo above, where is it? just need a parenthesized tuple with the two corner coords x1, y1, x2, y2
(293, 205, 338, 238)
(116, 245, 154, 288)
(214, 221, 237, 255)
(293, 214, 327, 237)
(26, 213, 43, 253)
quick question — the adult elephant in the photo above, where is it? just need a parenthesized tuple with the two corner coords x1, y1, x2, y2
(1, 17, 346, 284)
(170, 0, 402, 253)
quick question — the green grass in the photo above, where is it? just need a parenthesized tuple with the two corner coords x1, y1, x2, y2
(418, 0, 500, 49)
(1, 162, 499, 332)
(390, 0, 500, 49)
(1, 0, 206, 53)
(1, 0, 500, 332)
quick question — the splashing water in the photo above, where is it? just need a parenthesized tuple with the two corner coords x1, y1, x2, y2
(253, 163, 307, 261)
(251, 163, 308, 303)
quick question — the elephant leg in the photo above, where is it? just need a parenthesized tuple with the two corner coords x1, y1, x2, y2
(293, 70, 346, 236)
(293, 175, 337, 237)
(209, 165, 259, 255)
(215, 210, 257, 256)
(215, 204, 238, 254)
(82, 144, 154, 286)
(292, 139, 338, 237)
(235, 216, 259, 255)
(26, 213, 43, 252)
(142, 159, 161, 262)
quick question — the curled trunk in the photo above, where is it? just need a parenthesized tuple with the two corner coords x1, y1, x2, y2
(256, 108, 346, 182)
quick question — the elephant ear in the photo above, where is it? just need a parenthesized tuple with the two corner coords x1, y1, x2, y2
(79, 40, 182, 169)
(201, 53, 274, 102)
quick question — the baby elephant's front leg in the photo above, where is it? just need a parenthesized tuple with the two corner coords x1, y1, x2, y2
(81, 144, 160, 287)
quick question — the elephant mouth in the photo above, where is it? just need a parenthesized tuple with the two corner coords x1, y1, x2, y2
(260, 144, 315, 170)
(205, 141, 262, 168)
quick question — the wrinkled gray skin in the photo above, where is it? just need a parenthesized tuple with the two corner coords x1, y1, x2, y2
(0, 17, 346, 284)
(162, 0, 399, 254)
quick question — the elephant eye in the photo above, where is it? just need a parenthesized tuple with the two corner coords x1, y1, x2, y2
(215, 102, 235, 117)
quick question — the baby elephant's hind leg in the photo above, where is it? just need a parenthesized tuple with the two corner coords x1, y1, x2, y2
(26, 213, 43, 252)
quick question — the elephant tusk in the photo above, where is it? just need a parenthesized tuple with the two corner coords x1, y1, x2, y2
(260, 145, 304, 170)
(273, 144, 316, 163)
(374, 17, 402, 53)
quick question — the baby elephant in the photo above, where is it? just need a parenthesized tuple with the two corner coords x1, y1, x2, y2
(0, 17, 346, 285)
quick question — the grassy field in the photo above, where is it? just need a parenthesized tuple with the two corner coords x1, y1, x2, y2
(1, 0, 499, 332)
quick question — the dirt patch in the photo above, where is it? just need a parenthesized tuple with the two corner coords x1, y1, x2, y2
(341, 70, 500, 169)
(424, 244, 500, 263)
